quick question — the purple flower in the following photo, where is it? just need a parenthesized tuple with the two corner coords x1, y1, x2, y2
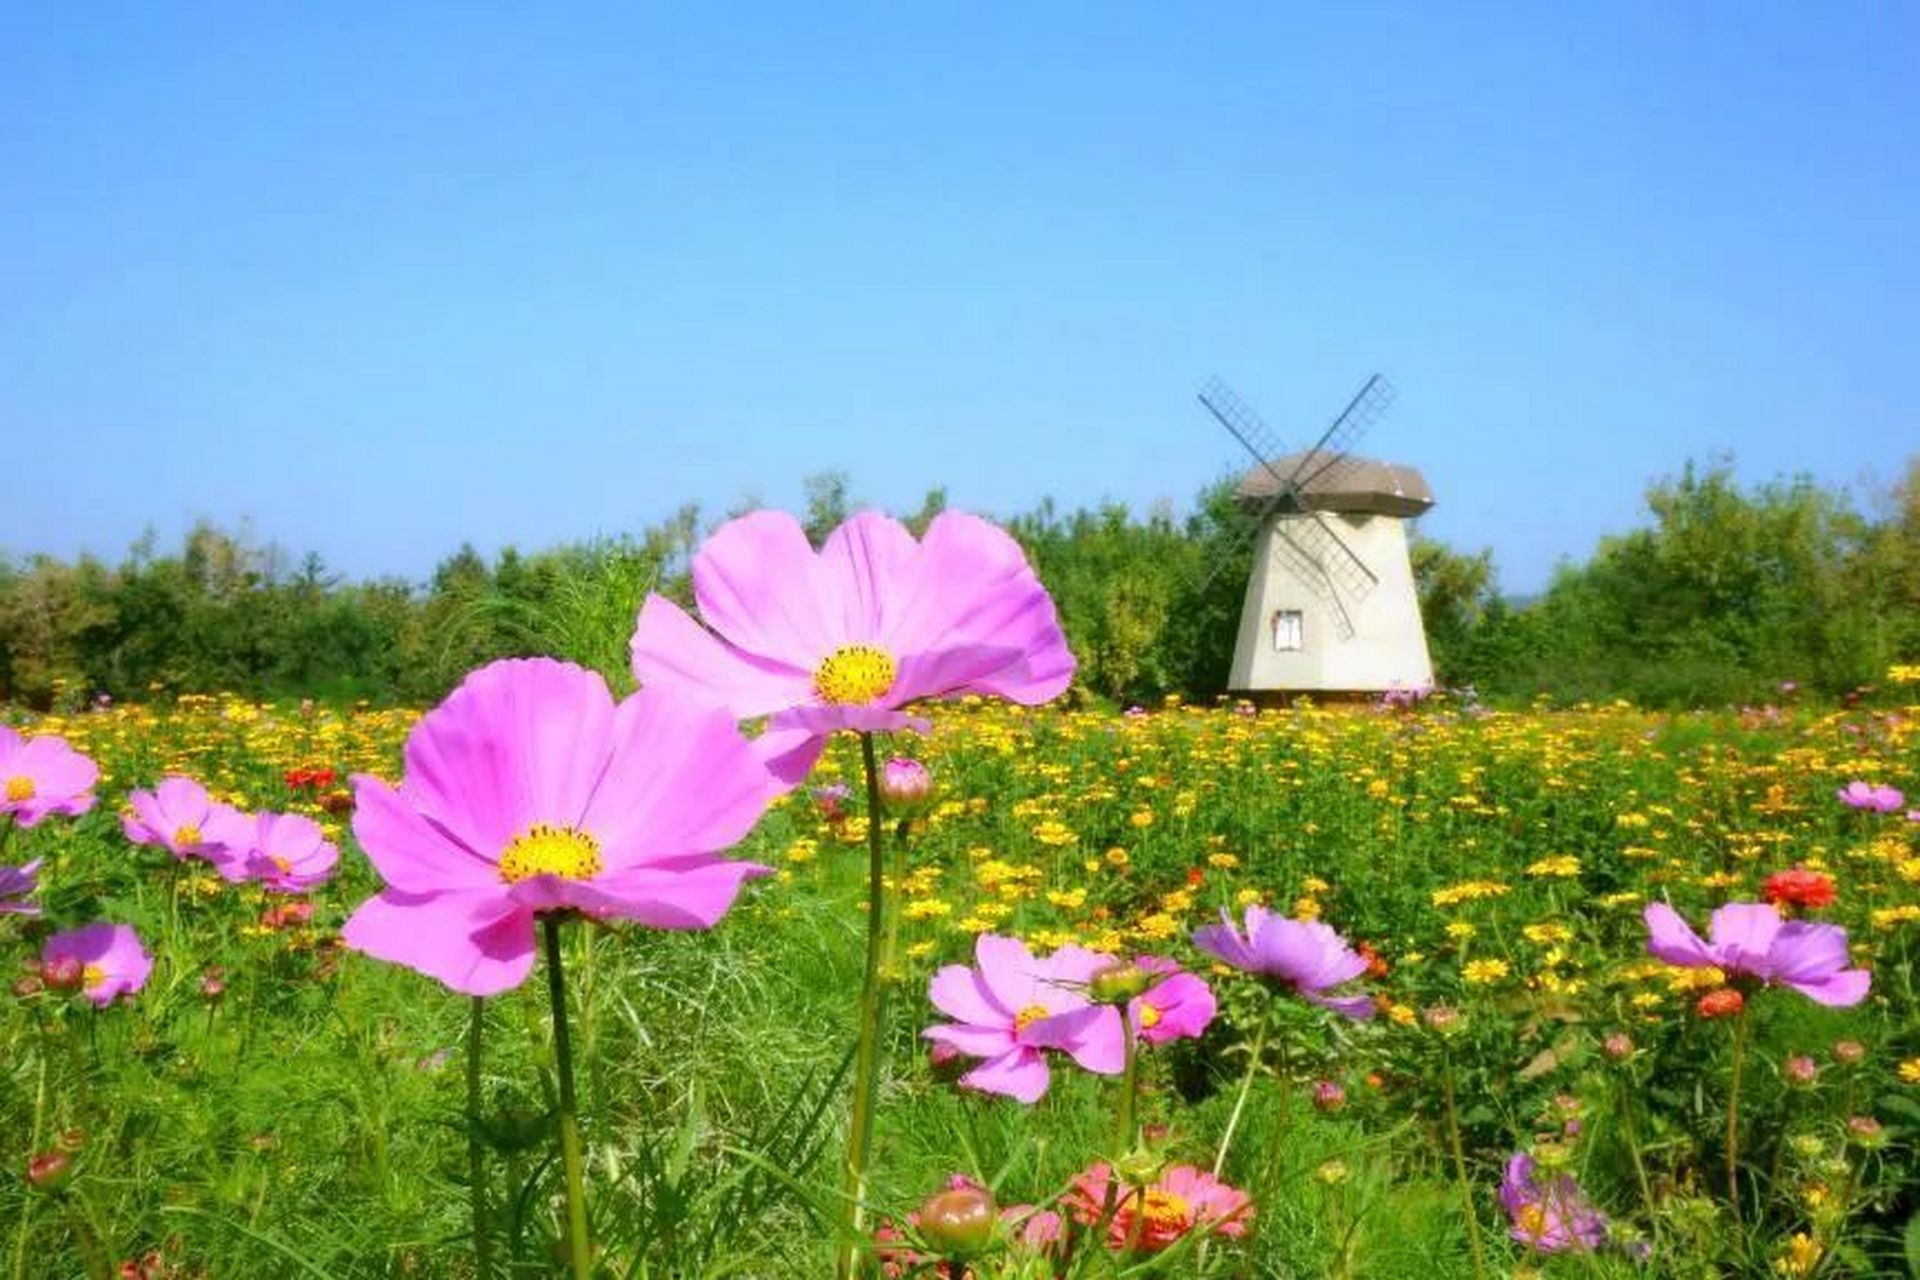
(1128, 956, 1217, 1044)
(0, 860, 41, 916)
(630, 510, 1074, 784)
(922, 934, 1125, 1103)
(1499, 1154, 1606, 1253)
(41, 923, 152, 1006)
(123, 775, 253, 869)
(1838, 781, 1905, 813)
(1191, 906, 1375, 1018)
(239, 813, 340, 893)
(1643, 902, 1870, 1007)
(340, 658, 776, 996)
(0, 727, 98, 828)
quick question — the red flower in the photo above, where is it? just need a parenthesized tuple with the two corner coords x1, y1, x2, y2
(1697, 988, 1745, 1019)
(1186, 867, 1205, 888)
(1763, 868, 1836, 911)
(1357, 941, 1390, 978)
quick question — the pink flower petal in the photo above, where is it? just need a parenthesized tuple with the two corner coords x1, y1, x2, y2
(341, 889, 536, 996)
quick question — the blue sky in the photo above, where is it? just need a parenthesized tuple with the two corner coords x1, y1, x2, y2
(3, 4, 1914, 592)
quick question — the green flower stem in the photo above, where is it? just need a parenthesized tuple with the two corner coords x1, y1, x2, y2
(467, 996, 495, 1280)
(1726, 1005, 1750, 1211)
(838, 731, 891, 1279)
(1211, 1004, 1272, 1179)
(542, 917, 592, 1280)
(9, 1019, 49, 1280)
(1115, 1023, 1141, 1155)
(1440, 1045, 1490, 1280)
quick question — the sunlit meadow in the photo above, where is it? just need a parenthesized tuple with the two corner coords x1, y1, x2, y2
(4, 662, 1918, 1277)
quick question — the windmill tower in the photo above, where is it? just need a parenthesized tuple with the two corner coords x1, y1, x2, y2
(1197, 376, 1435, 697)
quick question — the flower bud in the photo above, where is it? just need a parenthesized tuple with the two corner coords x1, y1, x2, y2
(41, 956, 83, 992)
(200, 968, 226, 1001)
(1784, 1055, 1818, 1087)
(1112, 1146, 1167, 1186)
(1088, 962, 1150, 1004)
(917, 1185, 997, 1257)
(1312, 1080, 1347, 1113)
(880, 759, 934, 817)
(1846, 1115, 1885, 1148)
(1601, 1032, 1635, 1062)
(1315, 1159, 1350, 1185)
(1422, 1004, 1462, 1036)
(26, 1150, 71, 1191)
(1832, 1039, 1867, 1066)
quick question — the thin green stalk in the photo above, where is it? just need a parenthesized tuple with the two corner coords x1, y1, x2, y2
(1211, 1005, 1272, 1179)
(542, 917, 592, 1280)
(1114, 1024, 1140, 1155)
(1440, 1047, 1490, 1280)
(1725, 1005, 1750, 1229)
(467, 996, 495, 1280)
(838, 732, 890, 1280)
(9, 1022, 49, 1280)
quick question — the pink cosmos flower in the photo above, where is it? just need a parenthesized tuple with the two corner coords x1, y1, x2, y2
(340, 658, 776, 996)
(1064, 1162, 1251, 1252)
(123, 776, 252, 869)
(1499, 1154, 1606, 1253)
(1129, 956, 1217, 1044)
(0, 860, 41, 916)
(1838, 781, 1905, 813)
(629, 510, 1074, 782)
(238, 813, 340, 893)
(1191, 906, 1375, 1018)
(923, 934, 1125, 1103)
(1643, 902, 1870, 1007)
(0, 727, 98, 828)
(41, 923, 152, 1006)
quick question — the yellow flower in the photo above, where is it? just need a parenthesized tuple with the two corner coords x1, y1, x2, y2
(903, 898, 952, 921)
(1104, 847, 1131, 869)
(1898, 1058, 1920, 1085)
(1234, 888, 1263, 908)
(1525, 855, 1581, 879)
(1128, 808, 1155, 829)
(1774, 1233, 1821, 1277)
(1522, 922, 1572, 945)
(1463, 959, 1510, 985)
(1445, 921, 1478, 941)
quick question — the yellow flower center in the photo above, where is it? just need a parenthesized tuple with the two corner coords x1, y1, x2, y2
(174, 825, 202, 848)
(5, 776, 34, 803)
(1516, 1204, 1548, 1239)
(81, 964, 106, 989)
(1139, 1189, 1191, 1229)
(813, 644, 896, 705)
(272, 856, 292, 875)
(497, 824, 603, 885)
(1014, 1003, 1049, 1033)
(1137, 1004, 1162, 1030)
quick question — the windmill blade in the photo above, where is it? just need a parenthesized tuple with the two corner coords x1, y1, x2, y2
(1283, 375, 1396, 493)
(1197, 377, 1294, 489)
(1298, 510, 1379, 598)
(1266, 520, 1357, 639)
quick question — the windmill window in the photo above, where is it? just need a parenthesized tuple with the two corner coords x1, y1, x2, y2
(1271, 609, 1304, 651)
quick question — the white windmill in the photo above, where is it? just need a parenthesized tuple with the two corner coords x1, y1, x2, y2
(1196, 375, 1435, 698)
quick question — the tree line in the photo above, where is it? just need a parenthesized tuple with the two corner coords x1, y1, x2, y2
(2, 459, 1914, 710)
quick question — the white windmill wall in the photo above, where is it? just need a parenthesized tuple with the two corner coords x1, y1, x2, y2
(1227, 513, 1433, 694)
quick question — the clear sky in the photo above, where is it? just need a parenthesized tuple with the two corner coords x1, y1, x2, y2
(3, 4, 1915, 592)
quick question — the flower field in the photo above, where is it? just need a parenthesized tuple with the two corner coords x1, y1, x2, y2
(3, 684, 1918, 1277)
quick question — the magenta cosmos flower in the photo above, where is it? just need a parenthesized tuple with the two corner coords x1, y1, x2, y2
(1838, 781, 1905, 813)
(923, 934, 1125, 1103)
(123, 775, 252, 868)
(237, 813, 339, 893)
(341, 658, 777, 996)
(629, 510, 1075, 782)
(1129, 956, 1217, 1045)
(0, 726, 98, 828)
(41, 923, 152, 1006)
(0, 860, 41, 916)
(1192, 906, 1375, 1018)
(1499, 1154, 1606, 1253)
(1643, 902, 1870, 1006)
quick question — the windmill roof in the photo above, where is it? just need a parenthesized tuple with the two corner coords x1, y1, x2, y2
(1236, 453, 1434, 517)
